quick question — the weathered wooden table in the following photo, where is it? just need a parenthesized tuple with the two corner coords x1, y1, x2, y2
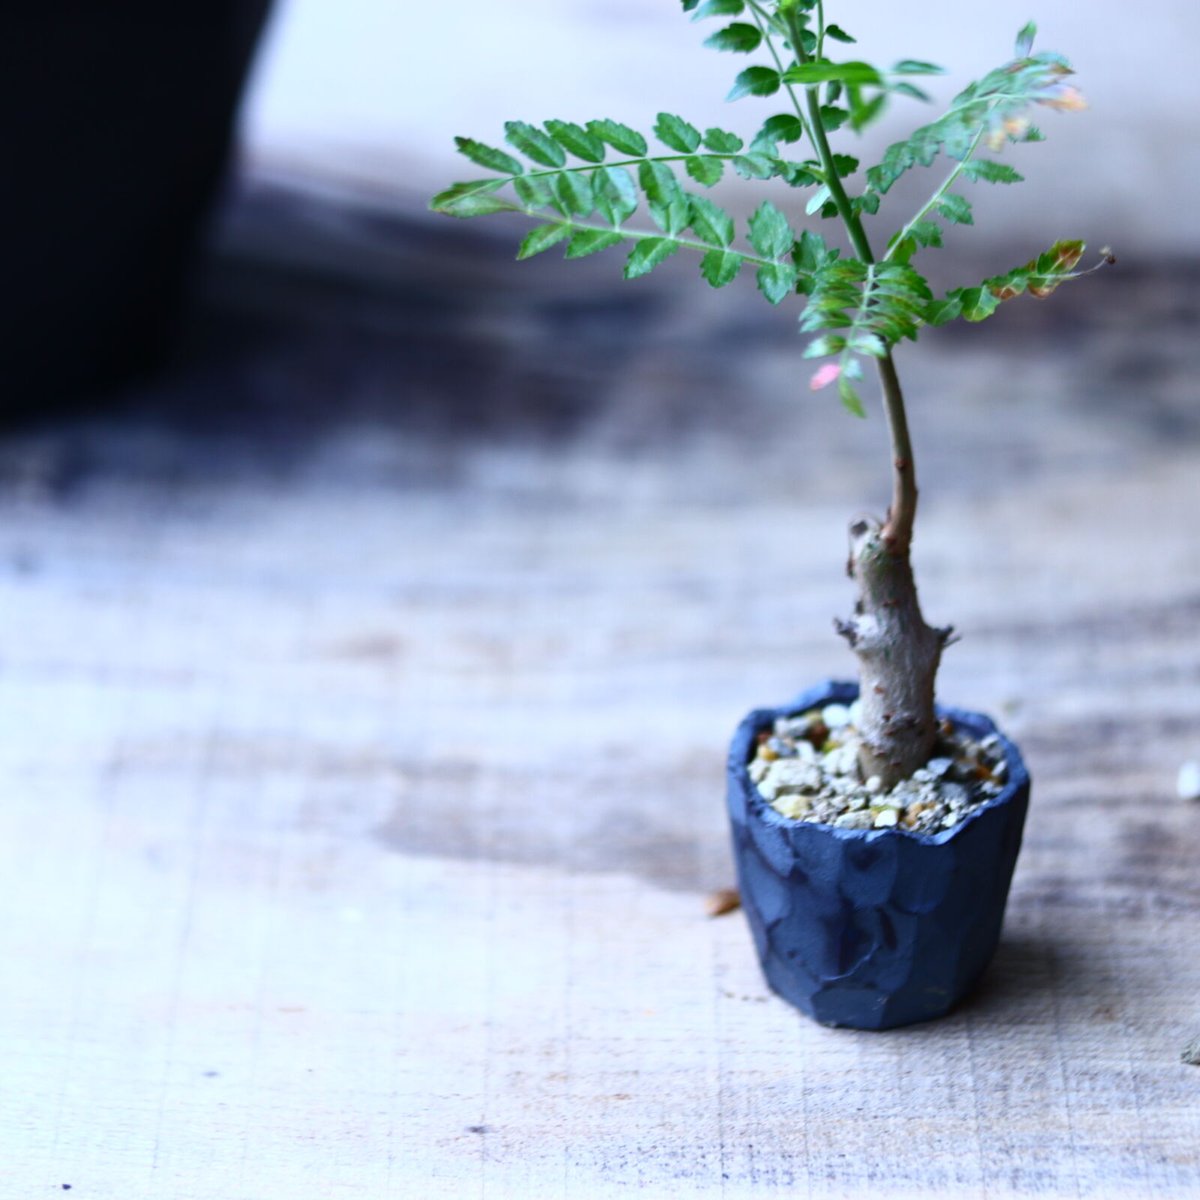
(2, 187, 1197, 1197)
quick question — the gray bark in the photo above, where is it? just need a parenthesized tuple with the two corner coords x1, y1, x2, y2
(835, 517, 955, 788)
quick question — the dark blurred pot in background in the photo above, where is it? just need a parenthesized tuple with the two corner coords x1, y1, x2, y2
(0, 2, 272, 416)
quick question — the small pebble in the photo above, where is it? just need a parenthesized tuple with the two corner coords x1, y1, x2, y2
(873, 808, 899, 829)
(822, 703, 852, 729)
(1176, 761, 1200, 802)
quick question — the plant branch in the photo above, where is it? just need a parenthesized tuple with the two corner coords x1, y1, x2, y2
(744, 1, 816, 146)
(882, 125, 985, 263)
(785, 2, 916, 549)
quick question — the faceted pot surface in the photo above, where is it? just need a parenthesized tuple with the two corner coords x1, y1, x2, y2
(726, 680, 1030, 1030)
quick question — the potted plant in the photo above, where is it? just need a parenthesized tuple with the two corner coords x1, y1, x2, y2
(429, 0, 1108, 1028)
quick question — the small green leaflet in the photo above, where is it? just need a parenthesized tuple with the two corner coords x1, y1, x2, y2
(504, 121, 566, 168)
(688, 195, 734, 246)
(566, 229, 624, 258)
(689, 0, 744, 16)
(430, 179, 514, 218)
(545, 120, 606, 163)
(586, 119, 647, 157)
(702, 127, 743, 153)
(756, 263, 797, 305)
(1015, 21, 1037, 57)
(685, 156, 724, 186)
(754, 114, 805, 146)
(654, 112, 702, 153)
(824, 24, 856, 44)
(513, 175, 552, 207)
(892, 59, 945, 75)
(961, 160, 1024, 184)
(747, 201, 794, 259)
(638, 160, 685, 211)
(592, 166, 637, 225)
(803, 334, 847, 359)
(552, 171, 594, 217)
(936, 193, 973, 225)
(838, 376, 866, 418)
(952, 286, 1000, 321)
(783, 61, 883, 87)
(454, 137, 523, 175)
(700, 249, 742, 288)
(517, 224, 570, 259)
(728, 67, 781, 100)
(703, 22, 761, 52)
(732, 154, 775, 180)
(625, 238, 680, 279)
(690, 0, 744, 16)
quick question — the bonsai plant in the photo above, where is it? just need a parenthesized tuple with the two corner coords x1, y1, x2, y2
(430, 0, 1107, 1028)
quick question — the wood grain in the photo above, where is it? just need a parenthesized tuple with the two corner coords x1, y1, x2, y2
(1, 187, 1197, 1197)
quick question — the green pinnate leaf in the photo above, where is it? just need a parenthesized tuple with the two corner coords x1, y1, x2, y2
(454, 138, 524, 175)
(704, 22, 762, 52)
(747, 201, 794, 259)
(592, 166, 638, 224)
(504, 121, 567, 168)
(545, 119, 606, 163)
(700, 249, 742, 288)
(727, 67, 780, 100)
(517, 224, 570, 259)
(756, 262, 798, 305)
(688, 195, 735, 246)
(685, 156, 725, 186)
(565, 229, 625, 259)
(703, 127, 743, 153)
(586, 119, 648, 157)
(625, 238, 680, 279)
(654, 112, 703, 153)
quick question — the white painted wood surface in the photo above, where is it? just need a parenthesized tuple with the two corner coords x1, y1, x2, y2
(1, 194, 1199, 1197)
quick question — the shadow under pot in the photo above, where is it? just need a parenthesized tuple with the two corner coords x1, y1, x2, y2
(726, 680, 1030, 1030)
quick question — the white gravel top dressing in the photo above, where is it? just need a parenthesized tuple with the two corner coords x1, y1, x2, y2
(749, 702, 1008, 834)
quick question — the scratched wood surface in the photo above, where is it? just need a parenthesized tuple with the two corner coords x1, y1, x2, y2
(1, 185, 1198, 1198)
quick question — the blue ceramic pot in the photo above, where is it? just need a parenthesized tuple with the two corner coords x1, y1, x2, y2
(727, 680, 1030, 1030)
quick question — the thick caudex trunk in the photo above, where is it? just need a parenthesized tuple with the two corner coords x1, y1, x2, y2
(836, 517, 954, 789)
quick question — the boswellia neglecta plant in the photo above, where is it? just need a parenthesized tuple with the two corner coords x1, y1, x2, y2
(431, 0, 1109, 789)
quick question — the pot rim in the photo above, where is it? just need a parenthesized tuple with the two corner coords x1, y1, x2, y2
(729, 678, 1030, 847)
